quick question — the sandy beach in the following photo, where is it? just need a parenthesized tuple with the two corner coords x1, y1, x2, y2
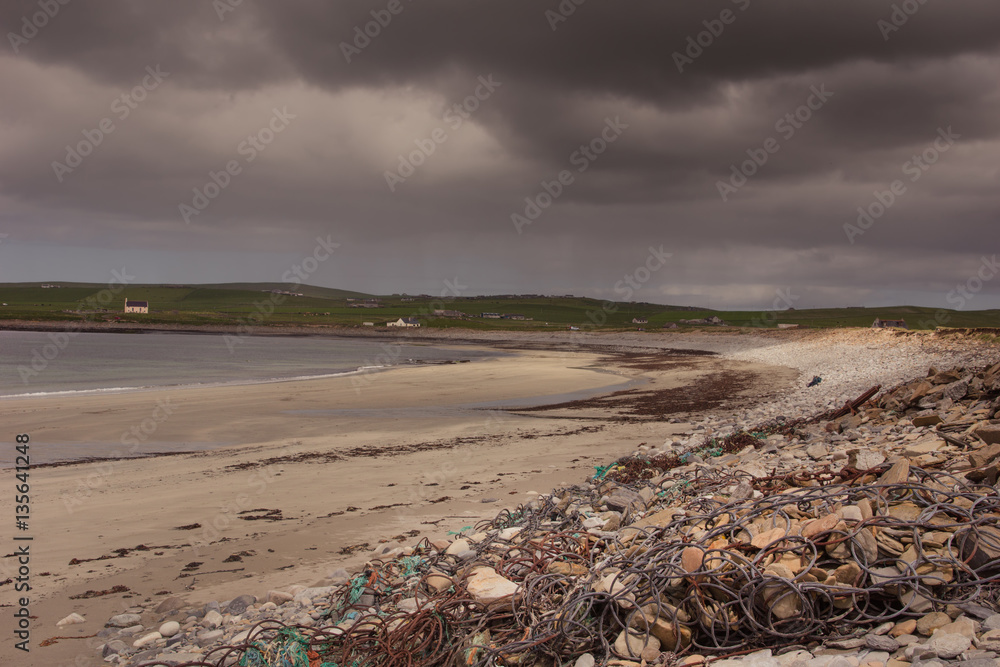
(0, 336, 797, 666)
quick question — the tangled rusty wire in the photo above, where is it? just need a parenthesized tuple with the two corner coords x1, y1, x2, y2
(136, 463, 1000, 667)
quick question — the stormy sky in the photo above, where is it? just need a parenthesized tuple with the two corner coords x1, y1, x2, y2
(1, 0, 999, 309)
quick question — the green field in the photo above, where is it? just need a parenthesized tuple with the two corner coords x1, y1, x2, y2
(0, 282, 998, 331)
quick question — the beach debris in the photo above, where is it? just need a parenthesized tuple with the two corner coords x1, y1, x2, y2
(807, 375, 822, 387)
(99, 359, 1000, 667)
(69, 584, 130, 599)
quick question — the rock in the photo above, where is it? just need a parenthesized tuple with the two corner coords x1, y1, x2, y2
(197, 629, 224, 647)
(154, 596, 188, 614)
(614, 629, 660, 658)
(267, 590, 294, 605)
(891, 619, 917, 637)
(879, 459, 910, 486)
(159, 621, 180, 637)
(201, 610, 223, 628)
(445, 539, 470, 556)
(827, 637, 866, 649)
(225, 594, 256, 615)
(866, 634, 900, 651)
(916, 612, 951, 636)
(806, 444, 828, 460)
(547, 561, 589, 577)
(102, 640, 128, 657)
(903, 439, 944, 457)
(575, 654, 596, 667)
(328, 568, 351, 584)
(651, 618, 692, 651)
(425, 573, 453, 593)
(984, 614, 1000, 631)
(849, 449, 886, 470)
(466, 567, 519, 605)
(942, 380, 969, 402)
(970, 443, 1000, 468)
(57, 613, 86, 627)
(976, 424, 1000, 446)
(927, 632, 970, 659)
(681, 547, 704, 573)
(912, 413, 944, 427)
(802, 512, 841, 539)
(935, 616, 975, 639)
(133, 631, 162, 648)
(107, 613, 142, 628)
(606, 488, 644, 513)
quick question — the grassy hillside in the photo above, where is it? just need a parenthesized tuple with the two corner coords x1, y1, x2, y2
(0, 283, 997, 331)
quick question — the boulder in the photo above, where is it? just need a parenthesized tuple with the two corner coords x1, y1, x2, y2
(466, 567, 519, 605)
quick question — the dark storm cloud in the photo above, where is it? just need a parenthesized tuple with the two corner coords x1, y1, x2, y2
(2, 1, 999, 307)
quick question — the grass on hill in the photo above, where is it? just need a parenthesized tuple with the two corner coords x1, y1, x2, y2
(0, 282, 997, 331)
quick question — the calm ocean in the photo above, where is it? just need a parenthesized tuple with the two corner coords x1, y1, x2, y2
(0, 330, 493, 399)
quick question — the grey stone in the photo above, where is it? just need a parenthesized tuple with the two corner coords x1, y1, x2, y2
(826, 637, 866, 650)
(102, 640, 128, 657)
(196, 629, 224, 647)
(927, 632, 971, 659)
(107, 613, 142, 628)
(865, 634, 899, 652)
(606, 488, 644, 513)
(225, 594, 257, 615)
(154, 596, 188, 614)
(575, 654, 596, 667)
(984, 614, 1000, 631)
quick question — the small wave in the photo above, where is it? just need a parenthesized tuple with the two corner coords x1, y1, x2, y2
(0, 365, 393, 400)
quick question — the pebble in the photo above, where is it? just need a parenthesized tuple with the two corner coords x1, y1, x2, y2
(57, 613, 86, 627)
(159, 620, 180, 637)
(132, 631, 162, 648)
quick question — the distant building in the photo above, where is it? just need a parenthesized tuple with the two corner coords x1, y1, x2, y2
(433, 309, 465, 318)
(124, 298, 148, 314)
(632, 317, 648, 324)
(502, 314, 527, 320)
(481, 312, 501, 319)
(872, 318, 907, 329)
(777, 323, 801, 329)
(387, 317, 420, 328)
(362, 321, 374, 327)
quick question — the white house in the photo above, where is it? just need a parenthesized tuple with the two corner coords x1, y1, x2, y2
(124, 298, 149, 314)
(387, 317, 420, 328)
